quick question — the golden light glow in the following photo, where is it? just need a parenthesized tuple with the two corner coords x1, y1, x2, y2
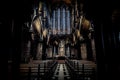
(82, 18, 91, 30)
(43, 29, 48, 38)
(33, 18, 41, 35)
(76, 29, 80, 38)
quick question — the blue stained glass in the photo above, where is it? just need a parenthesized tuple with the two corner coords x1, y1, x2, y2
(51, 7, 70, 35)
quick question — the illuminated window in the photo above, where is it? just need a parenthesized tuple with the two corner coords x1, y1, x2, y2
(52, 6, 70, 35)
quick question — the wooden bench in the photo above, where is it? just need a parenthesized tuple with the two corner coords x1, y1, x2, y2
(19, 60, 58, 80)
(65, 59, 96, 80)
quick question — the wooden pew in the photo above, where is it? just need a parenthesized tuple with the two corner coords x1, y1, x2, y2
(19, 60, 58, 80)
(65, 58, 96, 80)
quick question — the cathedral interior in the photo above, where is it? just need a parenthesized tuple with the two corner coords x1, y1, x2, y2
(6, 0, 120, 80)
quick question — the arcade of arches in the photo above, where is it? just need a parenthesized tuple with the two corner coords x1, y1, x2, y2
(7, 0, 120, 80)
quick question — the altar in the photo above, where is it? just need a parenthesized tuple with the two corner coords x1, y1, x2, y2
(58, 40, 65, 56)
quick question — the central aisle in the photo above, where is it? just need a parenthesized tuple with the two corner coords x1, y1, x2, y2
(52, 60, 70, 80)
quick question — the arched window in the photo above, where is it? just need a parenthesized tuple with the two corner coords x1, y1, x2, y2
(51, 6, 71, 35)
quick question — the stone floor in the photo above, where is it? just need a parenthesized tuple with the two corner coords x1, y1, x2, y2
(52, 63, 70, 80)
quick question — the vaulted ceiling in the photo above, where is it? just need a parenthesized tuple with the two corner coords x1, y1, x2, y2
(6, 0, 119, 23)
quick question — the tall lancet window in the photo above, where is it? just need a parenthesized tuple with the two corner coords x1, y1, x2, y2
(55, 9, 58, 34)
(51, 6, 71, 35)
(60, 7, 63, 34)
(57, 8, 60, 34)
(62, 7, 66, 34)
(53, 10, 56, 34)
(66, 8, 70, 34)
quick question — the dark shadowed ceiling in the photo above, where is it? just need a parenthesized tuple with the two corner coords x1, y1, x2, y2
(4, 0, 119, 23)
